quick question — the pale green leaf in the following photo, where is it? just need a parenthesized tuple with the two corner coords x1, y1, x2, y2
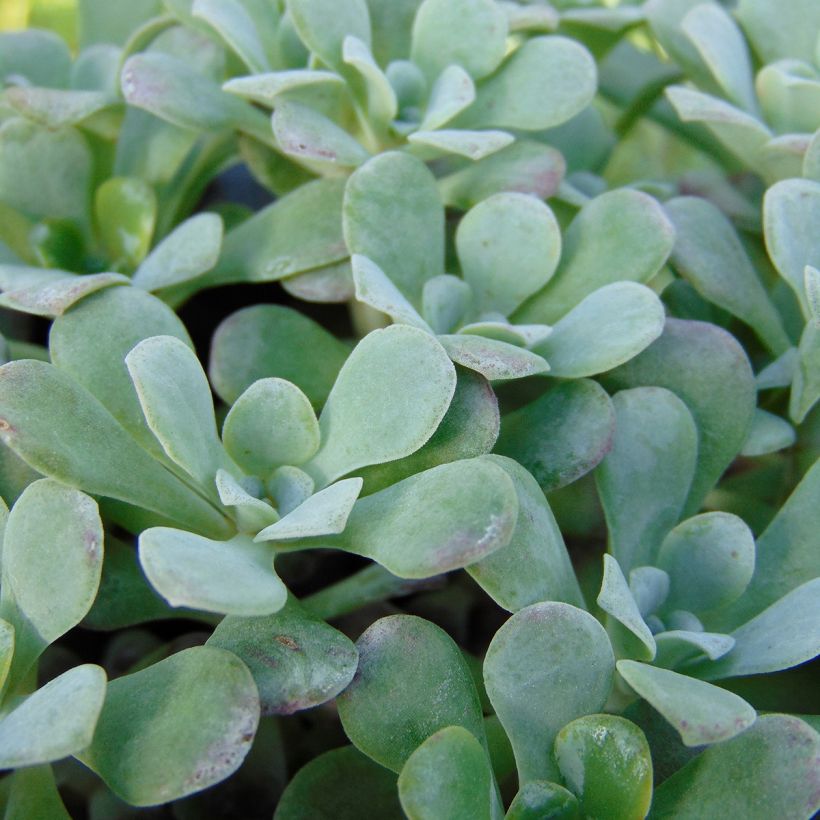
(224, 70, 343, 106)
(598, 555, 656, 661)
(409, 129, 514, 161)
(0, 272, 129, 318)
(438, 334, 550, 381)
(741, 409, 796, 456)
(288, 0, 371, 72)
(351, 254, 431, 331)
(193, 0, 270, 73)
(420, 65, 475, 130)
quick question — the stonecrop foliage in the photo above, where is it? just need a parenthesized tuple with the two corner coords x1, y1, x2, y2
(0, 0, 818, 817)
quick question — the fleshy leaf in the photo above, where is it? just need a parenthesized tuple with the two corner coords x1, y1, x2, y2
(343, 35, 397, 125)
(274, 746, 403, 820)
(337, 614, 486, 772)
(505, 782, 580, 820)
(651, 715, 820, 818)
(0, 665, 106, 769)
(438, 334, 550, 381)
(597, 555, 656, 662)
(411, 0, 507, 81)
(617, 661, 755, 747)
(126, 335, 230, 488)
(409, 128, 514, 161)
(629, 567, 670, 619)
(735, 0, 820, 64)
(4, 765, 71, 820)
(665, 197, 790, 354)
(210, 304, 350, 408)
(79, 646, 260, 807)
(139, 529, 287, 616)
(741, 409, 796, 457)
(256, 477, 362, 540)
(595, 387, 698, 572)
(306, 325, 455, 487)
(420, 65, 475, 130)
(653, 630, 735, 669)
(458, 36, 596, 131)
(351, 254, 431, 331)
(224, 69, 343, 105)
(790, 321, 820, 423)
(484, 602, 615, 782)
(534, 283, 665, 378)
(222, 378, 320, 477)
(456, 193, 561, 317)
(603, 319, 756, 516)
(422, 274, 472, 334)
(208, 596, 358, 715)
(496, 379, 615, 493)
(215, 470, 280, 534)
(554, 715, 653, 820)
(516, 189, 674, 324)
(94, 177, 156, 271)
(192, 0, 270, 73)
(657, 512, 755, 614)
(468, 456, 584, 612)
(0, 271, 129, 318)
(344, 152, 444, 306)
(288, 0, 371, 72)
(0, 619, 12, 692)
(398, 725, 495, 820)
(132, 213, 224, 291)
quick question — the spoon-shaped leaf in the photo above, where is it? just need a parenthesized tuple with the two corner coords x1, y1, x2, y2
(215, 470, 279, 534)
(421, 65, 476, 131)
(224, 69, 343, 105)
(0, 360, 231, 537)
(617, 661, 755, 748)
(193, 0, 270, 73)
(344, 152, 444, 306)
(288, 0, 371, 72)
(398, 725, 495, 820)
(305, 325, 456, 487)
(438, 334, 550, 381)
(222, 378, 320, 477)
(515, 189, 674, 325)
(343, 35, 398, 125)
(657, 512, 755, 614)
(0, 664, 106, 769)
(456, 193, 561, 317)
(651, 715, 820, 819)
(0, 271, 129, 318)
(603, 319, 756, 516)
(484, 602, 615, 782)
(351, 254, 431, 331)
(209, 304, 350, 408)
(408, 128, 514, 161)
(468, 456, 584, 612)
(554, 714, 653, 820)
(274, 746, 403, 820)
(505, 782, 581, 820)
(496, 380, 615, 493)
(337, 614, 486, 772)
(126, 335, 231, 488)
(208, 596, 358, 715)
(139, 529, 287, 617)
(595, 387, 697, 572)
(79, 646, 260, 807)
(653, 630, 735, 669)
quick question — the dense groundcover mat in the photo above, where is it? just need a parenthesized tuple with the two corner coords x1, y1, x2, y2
(0, 0, 818, 817)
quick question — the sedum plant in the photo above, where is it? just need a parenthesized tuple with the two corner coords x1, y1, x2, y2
(0, 0, 819, 817)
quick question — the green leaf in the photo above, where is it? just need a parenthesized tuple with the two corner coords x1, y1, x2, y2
(133, 213, 223, 290)
(420, 65, 476, 130)
(764, 178, 820, 321)
(139, 529, 287, 616)
(657, 512, 755, 614)
(306, 325, 455, 487)
(0, 619, 12, 693)
(595, 387, 698, 572)
(756, 61, 820, 136)
(4, 765, 71, 820)
(534, 283, 665, 378)
(688, 579, 820, 680)
(554, 715, 653, 820)
(224, 69, 344, 106)
(438, 334, 550, 381)
(0, 30, 71, 88)
(209, 304, 350, 408)
(215, 469, 280, 533)
(806, 265, 820, 324)
(617, 661, 755, 748)
(222, 378, 320, 477)
(422, 274, 472, 334)
(79, 0, 161, 47)
(50, 286, 193, 454)
(1, 480, 102, 658)
(468, 456, 584, 612)
(274, 746, 403, 820)
(515, 189, 674, 325)
(597, 555, 656, 662)
(456, 193, 561, 317)
(338, 614, 486, 772)
(5, 87, 111, 130)
(603, 319, 756, 516)
(496, 380, 615, 494)
(268, 466, 316, 516)
(0, 665, 106, 769)
(411, 0, 507, 81)
(653, 630, 735, 669)
(209, 178, 348, 286)
(351, 254, 431, 331)
(343, 35, 398, 125)
(665, 197, 790, 354)
(95, 178, 157, 271)
(741, 409, 796, 457)
(193, 0, 270, 73)
(209, 596, 358, 715)
(439, 140, 566, 210)
(651, 715, 820, 818)
(484, 602, 615, 782)
(791, 322, 820, 423)
(0, 118, 92, 224)
(505, 782, 581, 820)
(735, 0, 820, 64)
(458, 36, 596, 131)
(409, 129, 514, 161)
(273, 101, 371, 168)
(288, 0, 371, 72)
(398, 726, 495, 820)
(79, 646, 260, 806)
(0, 271, 129, 318)
(256, 477, 362, 540)
(344, 152, 444, 306)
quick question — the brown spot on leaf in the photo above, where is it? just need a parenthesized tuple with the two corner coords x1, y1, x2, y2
(275, 635, 300, 651)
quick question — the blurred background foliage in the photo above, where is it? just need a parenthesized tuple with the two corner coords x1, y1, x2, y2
(0, 0, 77, 48)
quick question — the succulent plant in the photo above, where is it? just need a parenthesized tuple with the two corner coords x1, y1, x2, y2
(0, 0, 818, 817)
